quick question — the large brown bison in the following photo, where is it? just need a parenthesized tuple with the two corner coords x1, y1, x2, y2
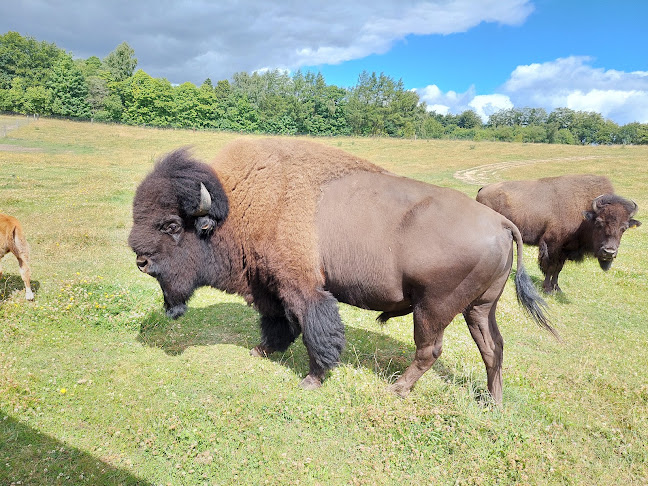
(477, 174, 641, 293)
(129, 139, 555, 404)
(0, 213, 34, 301)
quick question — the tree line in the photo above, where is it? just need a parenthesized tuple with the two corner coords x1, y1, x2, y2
(1, 31, 647, 144)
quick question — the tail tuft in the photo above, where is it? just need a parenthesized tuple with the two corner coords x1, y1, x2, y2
(515, 266, 559, 340)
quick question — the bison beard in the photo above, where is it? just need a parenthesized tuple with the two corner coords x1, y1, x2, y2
(130, 140, 557, 405)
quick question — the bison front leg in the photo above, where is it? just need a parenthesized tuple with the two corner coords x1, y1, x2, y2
(299, 293, 345, 390)
(538, 239, 563, 293)
(251, 312, 301, 358)
(548, 258, 566, 293)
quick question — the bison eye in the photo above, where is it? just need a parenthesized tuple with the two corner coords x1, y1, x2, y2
(160, 220, 183, 235)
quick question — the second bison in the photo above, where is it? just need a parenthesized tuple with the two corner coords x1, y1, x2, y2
(477, 174, 641, 293)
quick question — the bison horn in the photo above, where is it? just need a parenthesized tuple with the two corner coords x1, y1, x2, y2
(592, 194, 605, 212)
(629, 199, 638, 217)
(193, 183, 212, 216)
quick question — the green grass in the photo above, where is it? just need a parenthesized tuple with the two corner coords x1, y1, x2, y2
(1, 116, 647, 484)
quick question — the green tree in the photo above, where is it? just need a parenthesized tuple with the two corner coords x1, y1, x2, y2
(47, 56, 91, 118)
(23, 85, 51, 115)
(552, 128, 576, 144)
(0, 31, 64, 89)
(172, 82, 202, 128)
(86, 76, 110, 118)
(119, 70, 173, 126)
(547, 107, 576, 130)
(457, 110, 482, 129)
(103, 42, 137, 82)
(571, 111, 606, 144)
(419, 115, 444, 139)
(618, 122, 648, 144)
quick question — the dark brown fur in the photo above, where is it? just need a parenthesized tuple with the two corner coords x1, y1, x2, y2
(477, 174, 641, 293)
(129, 139, 555, 404)
(0, 213, 34, 301)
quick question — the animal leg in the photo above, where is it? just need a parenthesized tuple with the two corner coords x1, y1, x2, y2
(15, 254, 34, 301)
(251, 312, 301, 357)
(0, 248, 7, 278)
(388, 305, 446, 398)
(299, 292, 345, 389)
(538, 238, 562, 293)
(549, 258, 566, 293)
(463, 300, 504, 405)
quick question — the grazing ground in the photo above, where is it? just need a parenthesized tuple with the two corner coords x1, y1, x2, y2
(1, 115, 647, 485)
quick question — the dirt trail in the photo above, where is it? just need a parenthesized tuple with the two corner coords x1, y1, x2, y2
(454, 155, 605, 186)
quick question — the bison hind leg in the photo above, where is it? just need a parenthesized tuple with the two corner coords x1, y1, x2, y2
(388, 303, 448, 399)
(464, 301, 504, 405)
(300, 293, 345, 388)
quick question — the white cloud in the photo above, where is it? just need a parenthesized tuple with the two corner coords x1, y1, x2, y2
(416, 57, 648, 125)
(417, 88, 513, 122)
(469, 94, 514, 122)
(416, 84, 477, 115)
(1, 0, 534, 85)
(502, 57, 648, 124)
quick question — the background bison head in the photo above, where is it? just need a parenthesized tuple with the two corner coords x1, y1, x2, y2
(128, 149, 228, 318)
(583, 194, 641, 270)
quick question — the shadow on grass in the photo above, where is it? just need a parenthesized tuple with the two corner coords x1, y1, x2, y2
(136, 302, 479, 393)
(0, 413, 151, 485)
(0, 274, 40, 304)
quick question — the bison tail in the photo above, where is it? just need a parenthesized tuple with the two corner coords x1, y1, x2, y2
(508, 221, 559, 340)
(514, 266, 558, 339)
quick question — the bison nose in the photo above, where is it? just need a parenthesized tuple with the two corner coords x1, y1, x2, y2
(601, 247, 618, 259)
(136, 255, 150, 273)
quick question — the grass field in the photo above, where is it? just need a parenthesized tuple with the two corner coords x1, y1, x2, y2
(1, 115, 647, 485)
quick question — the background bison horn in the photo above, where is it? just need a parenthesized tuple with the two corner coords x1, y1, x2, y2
(193, 182, 212, 216)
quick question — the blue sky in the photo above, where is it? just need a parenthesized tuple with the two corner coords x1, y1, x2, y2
(314, 0, 648, 93)
(2, 0, 647, 124)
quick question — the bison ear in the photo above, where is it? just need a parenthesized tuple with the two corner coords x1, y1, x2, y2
(189, 179, 229, 237)
(629, 218, 642, 229)
(200, 179, 228, 223)
(583, 210, 596, 221)
(177, 178, 228, 220)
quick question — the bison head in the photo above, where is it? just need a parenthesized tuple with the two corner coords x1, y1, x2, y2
(128, 149, 229, 318)
(583, 194, 641, 271)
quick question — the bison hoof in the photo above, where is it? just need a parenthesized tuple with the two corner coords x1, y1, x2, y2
(387, 383, 411, 399)
(543, 284, 562, 294)
(299, 375, 322, 390)
(250, 345, 271, 358)
(165, 304, 187, 320)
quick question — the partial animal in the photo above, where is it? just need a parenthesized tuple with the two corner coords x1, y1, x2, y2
(0, 213, 34, 301)
(477, 174, 641, 293)
(129, 139, 555, 404)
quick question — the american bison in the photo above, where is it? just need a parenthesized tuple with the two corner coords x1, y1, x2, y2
(0, 213, 34, 301)
(129, 139, 555, 404)
(477, 174, 641, 293)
